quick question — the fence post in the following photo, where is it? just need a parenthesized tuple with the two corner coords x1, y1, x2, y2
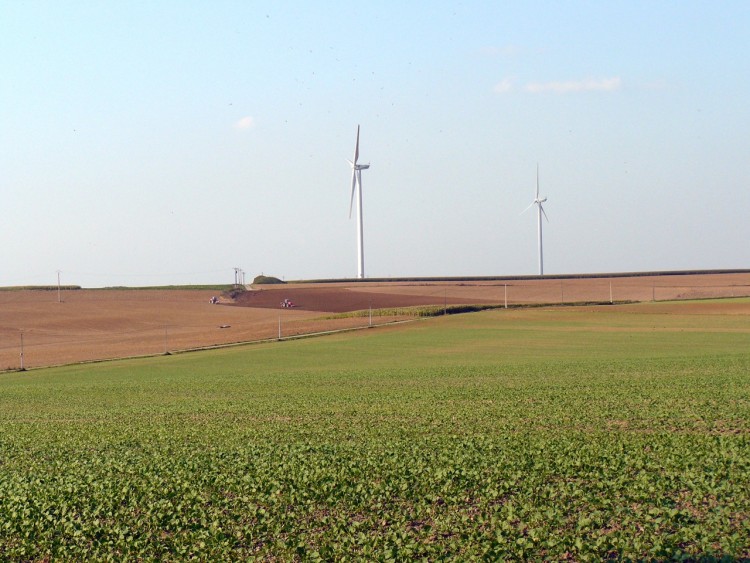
(19, 331, 25, 371)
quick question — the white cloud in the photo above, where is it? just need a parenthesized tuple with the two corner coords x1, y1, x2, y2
(234, 116, 255, 129)
(493, 77, 514, 94)
(525, 77, 622, 94)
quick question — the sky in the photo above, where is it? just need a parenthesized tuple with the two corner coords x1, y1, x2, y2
(2, 1, 749, 287)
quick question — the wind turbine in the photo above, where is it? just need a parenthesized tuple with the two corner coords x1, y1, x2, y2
(348, 125, 370, 279)
(522, 164, 549, 275)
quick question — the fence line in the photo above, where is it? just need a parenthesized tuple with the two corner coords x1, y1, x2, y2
(0, 314, 409, 372)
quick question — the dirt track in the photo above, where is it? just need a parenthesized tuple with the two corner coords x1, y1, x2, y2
(1, 272, 749, 370)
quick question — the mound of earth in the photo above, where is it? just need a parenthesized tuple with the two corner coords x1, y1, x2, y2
(252, 275, 285, 285)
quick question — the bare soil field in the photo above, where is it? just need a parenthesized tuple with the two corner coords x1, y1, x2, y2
(232, 272, 750, 312)
(0, 290, 380, 370)
(1, 272, 749, 370)
(230, 285, 498, 312)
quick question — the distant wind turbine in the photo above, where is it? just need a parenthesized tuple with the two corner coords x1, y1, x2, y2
(348, 125, 370, 279)
(522, 164, 549, 275)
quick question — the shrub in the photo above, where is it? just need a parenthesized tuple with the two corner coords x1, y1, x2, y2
(252, 275, 285, 285)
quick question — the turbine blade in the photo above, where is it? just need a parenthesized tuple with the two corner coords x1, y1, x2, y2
(353, 125, 360, 165)
(540, 203, 549, 222)
(536, 164, 540, 199)
(521, 201, 535, 214)
(349, 170, 357, 218)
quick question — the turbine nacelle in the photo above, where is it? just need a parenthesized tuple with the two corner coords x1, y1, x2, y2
(347, 160, 370, 171)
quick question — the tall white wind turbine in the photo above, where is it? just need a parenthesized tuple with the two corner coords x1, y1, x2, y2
(522, 164, 549, 275)
(348, 125, 370, 279)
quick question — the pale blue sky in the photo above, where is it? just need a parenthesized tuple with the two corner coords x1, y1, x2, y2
(2, 1, 748, 286)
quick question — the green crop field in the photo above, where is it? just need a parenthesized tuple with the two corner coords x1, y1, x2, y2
(1, 300, 749, 560)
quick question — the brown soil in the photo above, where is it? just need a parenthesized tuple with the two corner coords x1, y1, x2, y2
(230, 286, 496, 313)
(232, 272, 750, 312)
(1, 272, 748, 370)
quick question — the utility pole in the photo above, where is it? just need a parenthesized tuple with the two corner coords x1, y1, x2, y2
(19, 331, 25, 371)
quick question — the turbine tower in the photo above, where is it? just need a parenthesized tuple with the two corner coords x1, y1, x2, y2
(523, 164, 549, 275)
(348, 125, 370, 279)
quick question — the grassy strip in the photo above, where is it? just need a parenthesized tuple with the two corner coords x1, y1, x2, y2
(0, 285, 235, 291)
(321, 303, 502, 318)
(323, 300, 634, 319)
(99, 284, 234, 291)
(0, 285, 82, 291)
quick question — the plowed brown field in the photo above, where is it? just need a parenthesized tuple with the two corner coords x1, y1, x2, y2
(2, 272, 748, 370)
